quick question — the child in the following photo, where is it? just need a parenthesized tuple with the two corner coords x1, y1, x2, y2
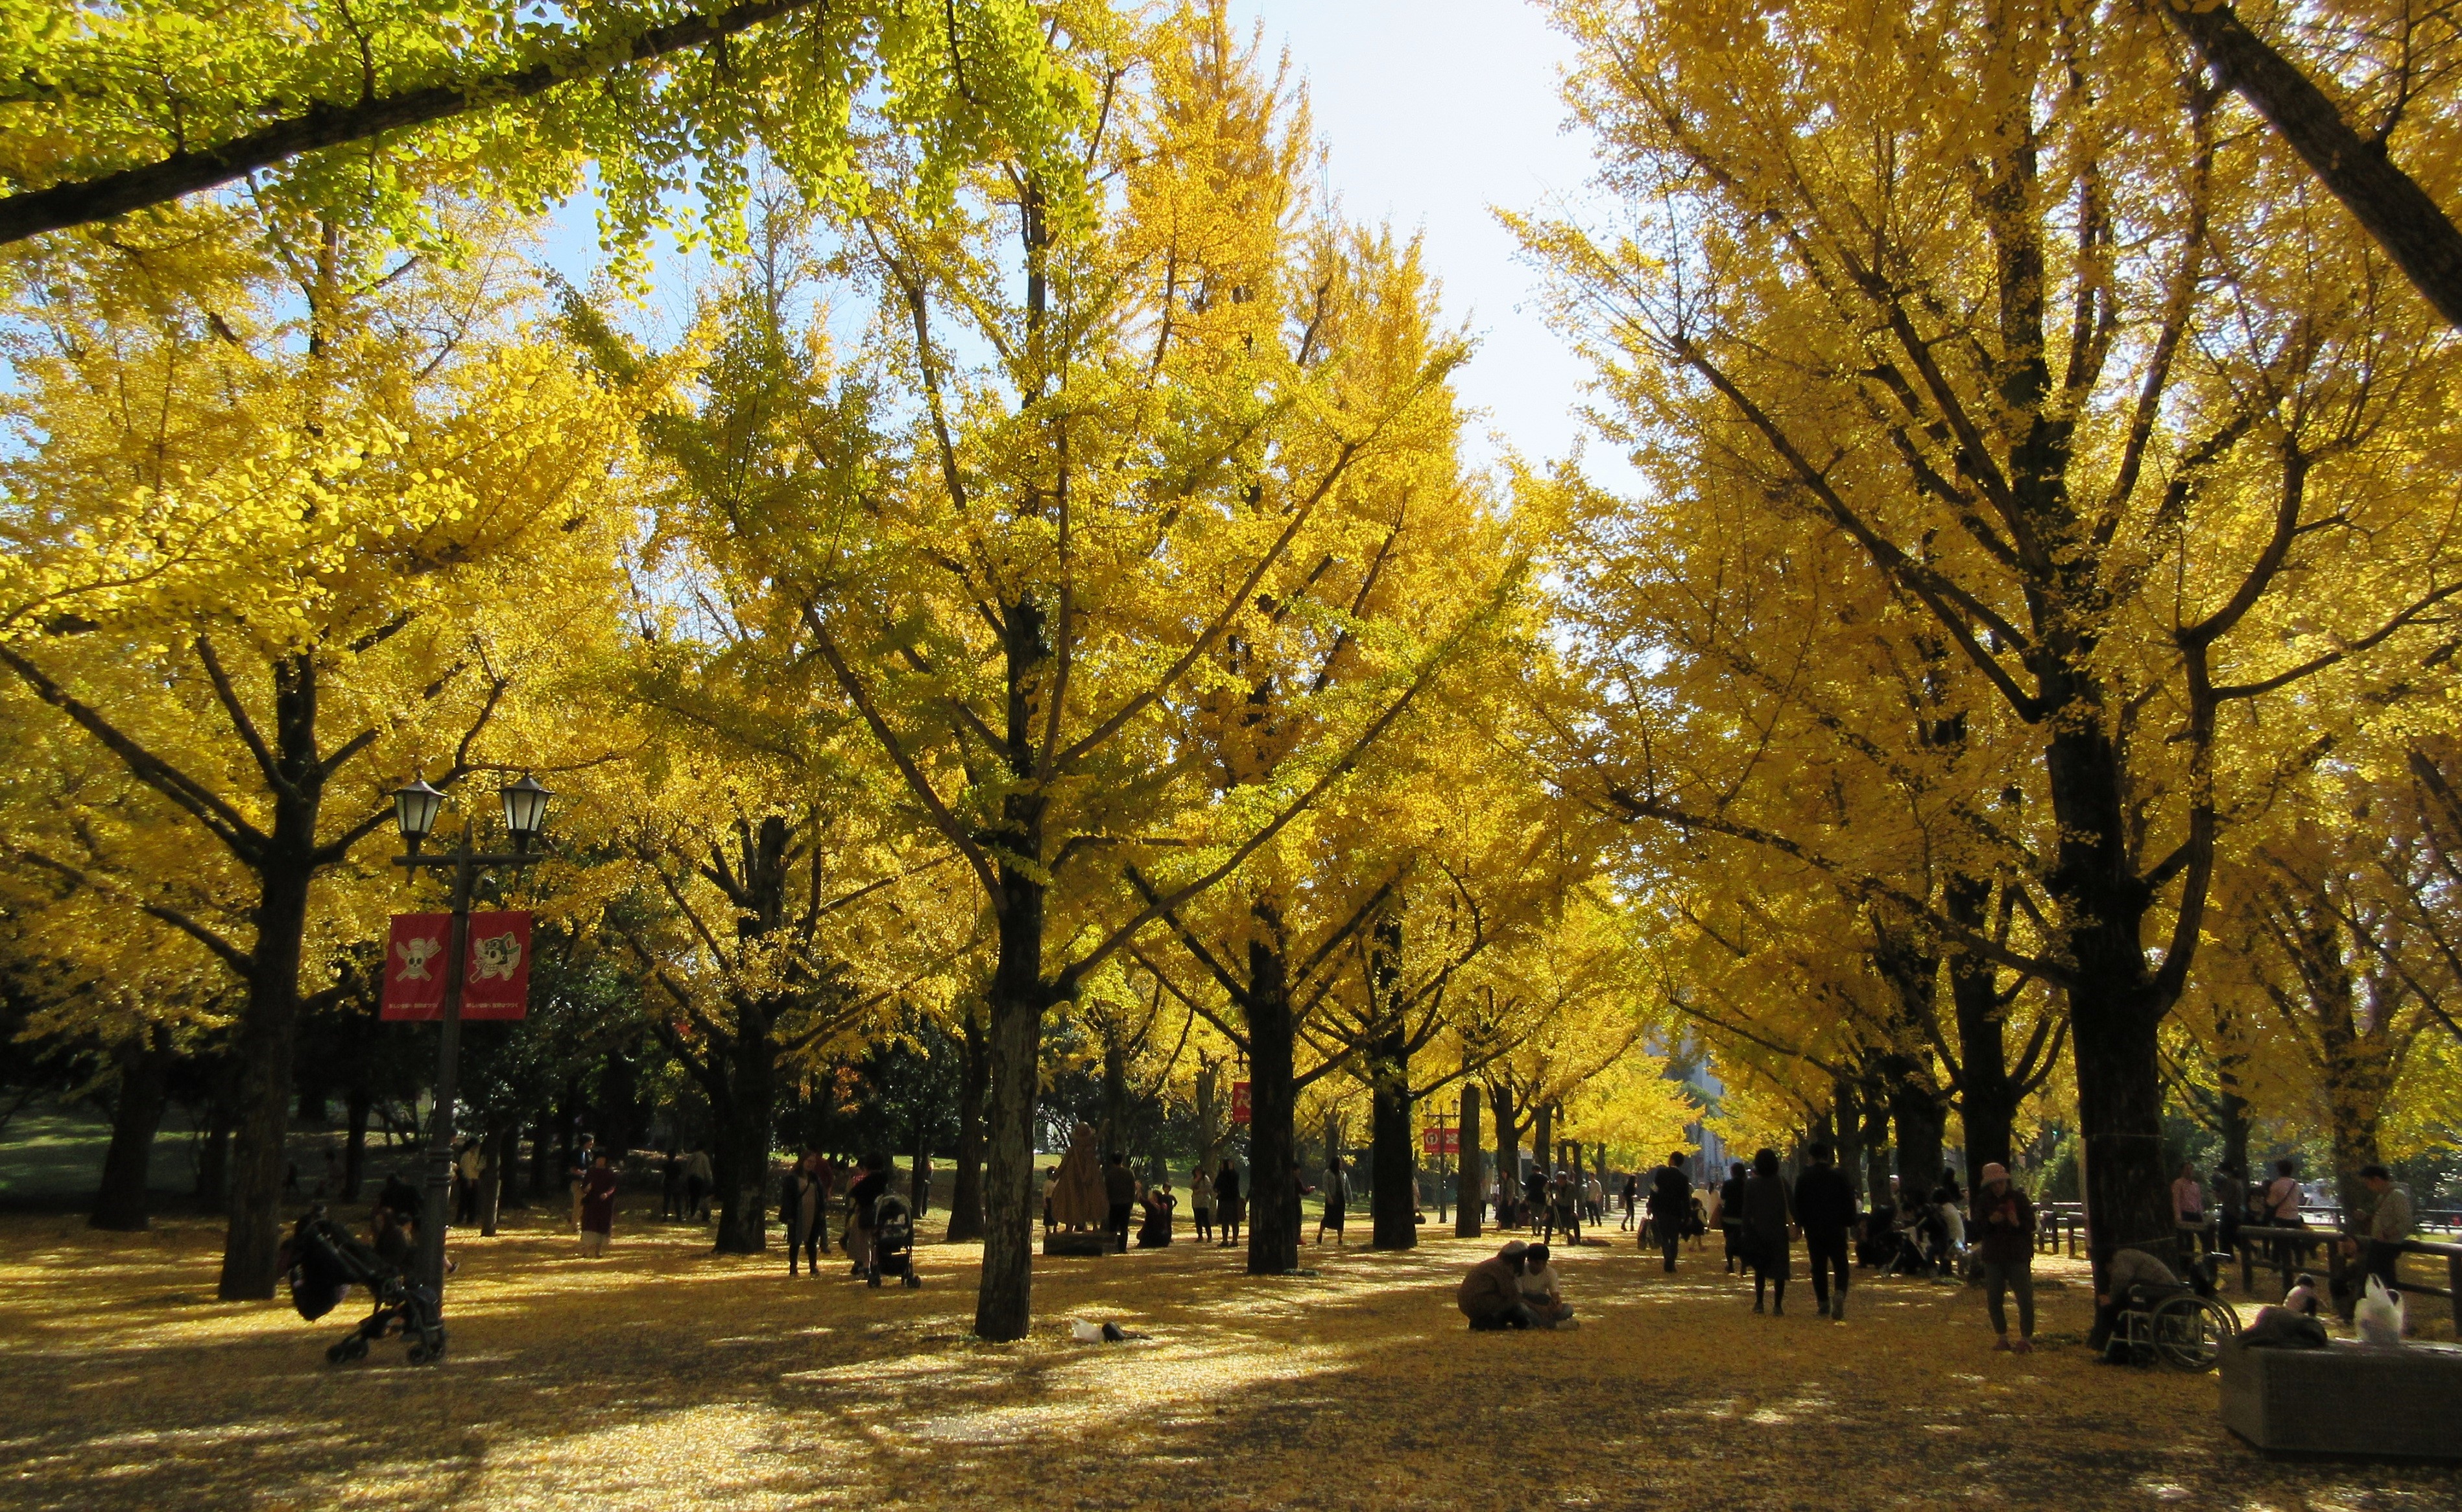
(1518, 1242, 1577, 1329)
(2284, 1272, 2323, 1317)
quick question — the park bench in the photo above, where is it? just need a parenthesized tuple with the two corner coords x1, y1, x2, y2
(2220, 1336, 2462, 1460)
(2210, 1222, 2462, 1331)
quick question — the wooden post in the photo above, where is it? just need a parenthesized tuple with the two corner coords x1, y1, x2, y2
(2327, 1236, 2353, 1321)
(2447, 1251, 2461, 1332)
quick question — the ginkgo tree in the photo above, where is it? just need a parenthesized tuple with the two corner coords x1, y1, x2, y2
(0, 203, 640, 1296)
(1528, 0, 2462, 1276)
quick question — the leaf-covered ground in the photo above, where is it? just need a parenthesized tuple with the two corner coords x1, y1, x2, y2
(1, 1206, 2454, 1512)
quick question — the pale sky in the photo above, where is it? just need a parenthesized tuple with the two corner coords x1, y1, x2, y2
(541, 1, 1606, 474)
(1228, 0, 1603, 472)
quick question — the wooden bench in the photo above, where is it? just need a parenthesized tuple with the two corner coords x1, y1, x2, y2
(2220, 1338, 2462, 1460)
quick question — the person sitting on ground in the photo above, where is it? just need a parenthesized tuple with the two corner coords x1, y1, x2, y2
(1518, 1242, 1577, 1328)
(1457, 1240, 1541, 1330)
(2090, 1244, 2186, 1363)
(2283, 1271, 2323, 1317)
(1136, 1179, 1177, 1248)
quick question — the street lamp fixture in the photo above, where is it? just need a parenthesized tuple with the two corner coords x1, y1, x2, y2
(390, 772, 556, 1319)
(392, 777, 446, 855)
(499, 773, 553, 853)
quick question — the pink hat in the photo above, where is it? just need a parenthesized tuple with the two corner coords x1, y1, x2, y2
(1981, 1162, 2010, 1184)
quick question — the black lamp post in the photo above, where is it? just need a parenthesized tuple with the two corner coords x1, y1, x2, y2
(391, 772, 553, 1309)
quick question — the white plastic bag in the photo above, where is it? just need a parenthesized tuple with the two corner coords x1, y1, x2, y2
(1071, 1319, 1103, 1343)
(2354, 1275, 2406, 1346)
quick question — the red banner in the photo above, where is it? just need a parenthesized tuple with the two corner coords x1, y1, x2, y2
(1421, 1126, 1459, 1155)
(1230, 1080, 1251, 1126)
(381, 912, 532, 1021)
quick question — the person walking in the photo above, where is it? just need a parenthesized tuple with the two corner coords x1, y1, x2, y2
(1190, 1164, 1215, 1242)
(1317, 1157, 1350, 1247)
(1719, 1161, 1750, 1274)
(577, 1149, 620, 1258)
(1584, 1171, 1605, 1227)
(2354, 1163, 2415, 1301)
(2260, 1157, 2304, 1271)
(1933, 1166, 1966, 1258)
(455, 1139, 487, 1225)
(1972, 1161, 2037, 1354)
(1214, 1160, 1245, 1247)
(1795, 1142, 1858, 1320)
(846, 1154, 889, 1276)
(1104, 1150, 1138, 1255)
(783, 1152, 828, 1276)
(568, 1133, 597, 1231)
(682, 1147, 713, 1222)
(1741, 1148, 1793, 1314)
(2172, 1161, 2208, 1258)
(1619, 1172, 1639, 1231)
(659, 1146, 684, 1222)
(1645, 1153, 1692, 1271)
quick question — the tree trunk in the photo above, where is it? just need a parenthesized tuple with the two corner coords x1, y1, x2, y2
(1455, 1081, 1483, 1238)
(1888, 1071, 1946, 1200)
(1532, 1102, 1553, 1187)
(710, 1021, 776, 1254)
(1244, 908, 1300, 1276)
(341, 1087, 370, 1201)
(1859, 1077, 1891, 1210)
(483, 1122, 519, 1230)
(1368, 1024, 1416, 1249)
(195, 1102, 232, 1207)
(972, 842, 1050, 1342)
(946, 1000, 986, 1242)
(1945, 875, 2018, 1174)
(2164, 1, 2462, 332)
(1489, 1082, 1517, 1225)
(1832, 1072, 1863, 1200)
(215, 845, 313, 1299)
(91, 1032, 174, 1232)
(531, 1112, 555, 1196)
(1193, 1060, 1219, 1202)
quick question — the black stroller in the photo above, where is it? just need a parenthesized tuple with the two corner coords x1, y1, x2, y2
(283, 1214, 446, 1364)
(867, 1193, 920, 1288)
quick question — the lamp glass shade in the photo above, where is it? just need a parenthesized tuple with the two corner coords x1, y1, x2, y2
(500, 774, 553, 847)
(392, 778, 446, 843)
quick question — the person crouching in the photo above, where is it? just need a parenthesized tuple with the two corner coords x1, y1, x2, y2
(1518, 1242, 1577, 1329)
(1458, 1240, 1542, 1330)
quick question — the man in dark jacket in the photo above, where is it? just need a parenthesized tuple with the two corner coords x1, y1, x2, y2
(1457, 1240, 1540, 1330)
(1645, 1153, 1692, 1271)
(846, 1155, 890, 1276)
(1793, 1142, 1859, 1320)
(1103, 1151, 1138, 1254)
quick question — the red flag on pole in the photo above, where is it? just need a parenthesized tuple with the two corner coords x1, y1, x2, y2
(1421, 1126, 1459, 1155)
(1230, 1080, 1251, 1126)
(381, 912, 532, 1021)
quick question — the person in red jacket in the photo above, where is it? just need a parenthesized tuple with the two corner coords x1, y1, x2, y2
(1971, 1162, 2037, 1353)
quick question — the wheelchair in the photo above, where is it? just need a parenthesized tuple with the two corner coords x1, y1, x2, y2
(2113, 1283, 2241, 1371)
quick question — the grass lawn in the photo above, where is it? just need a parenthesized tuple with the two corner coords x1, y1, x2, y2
(0, 1205, 2454, 1511)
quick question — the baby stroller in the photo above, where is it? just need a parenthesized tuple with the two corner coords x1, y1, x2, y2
(283, 1213, 446, 1364)
(867, 1192, 920, 1288)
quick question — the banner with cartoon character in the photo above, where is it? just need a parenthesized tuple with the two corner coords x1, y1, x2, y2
(380, 912, 532, 1020)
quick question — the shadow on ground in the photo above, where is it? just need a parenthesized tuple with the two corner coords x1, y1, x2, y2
(0, 1210, 2451, 1511)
